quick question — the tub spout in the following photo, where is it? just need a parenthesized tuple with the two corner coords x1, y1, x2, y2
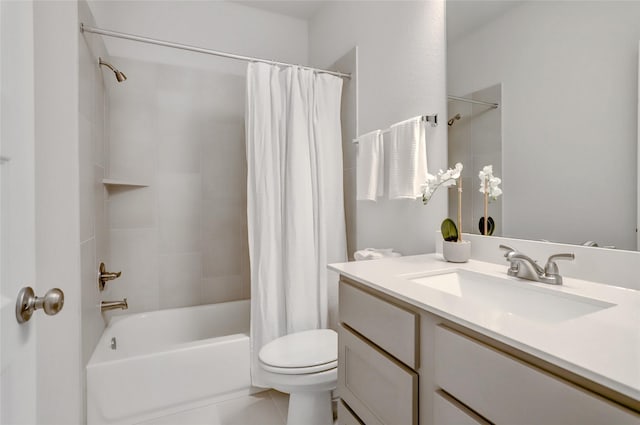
(101, 298, 128, 312)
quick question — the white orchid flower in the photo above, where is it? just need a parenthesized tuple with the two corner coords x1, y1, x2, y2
(478, 165, 493, 179)
(422, 163, 463, 205)
(453, 162, 463, 177)
(478, 165, 502, 200)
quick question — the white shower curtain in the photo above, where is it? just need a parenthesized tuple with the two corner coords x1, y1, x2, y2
(245, 62, 347, 387)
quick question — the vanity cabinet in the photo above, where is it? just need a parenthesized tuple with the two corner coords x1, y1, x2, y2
(337, 277, 640, 425)
(434, 325, 639, 425)
(338, 400, 365, 425)
(338, 280, 419, 425)
(433, 390, 489, 425)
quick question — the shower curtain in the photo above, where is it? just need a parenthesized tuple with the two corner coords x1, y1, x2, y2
(245, 62, 347, 387)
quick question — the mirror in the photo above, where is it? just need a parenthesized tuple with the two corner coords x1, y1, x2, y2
(446, 0, 640, 251)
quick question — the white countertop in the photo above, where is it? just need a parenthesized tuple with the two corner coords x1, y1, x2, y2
(329, 254, 640, 401)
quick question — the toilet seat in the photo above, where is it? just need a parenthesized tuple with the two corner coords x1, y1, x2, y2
(259, 329, 337, 375)
(260, 359, 337, 375)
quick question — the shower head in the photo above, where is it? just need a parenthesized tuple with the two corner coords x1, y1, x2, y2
(99, 57, 127, 82)
(447, 113, 462, 127)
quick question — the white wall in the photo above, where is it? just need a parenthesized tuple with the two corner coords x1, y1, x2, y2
(87, 1, 309, 314)
(87, 0, 308, 74)
(309, 1, 448, 256)
(34, 1, 83, 423)
(332, 47, 358, 260)
(448, 1, 640, 250)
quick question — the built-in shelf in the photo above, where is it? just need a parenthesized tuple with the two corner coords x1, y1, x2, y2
(102, 178, 149, 188)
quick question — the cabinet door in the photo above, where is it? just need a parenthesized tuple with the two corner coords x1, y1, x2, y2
(339, 325, 418, 425)
(340, 281, 418, 368)
(433, 390, 490, 425)
(435, 326, 640, 425)
(338, 400, 364, 425)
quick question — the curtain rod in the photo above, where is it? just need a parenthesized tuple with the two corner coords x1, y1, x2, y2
(352, 114, 438, 144)
(448, 95, 499, 109)
(80, 23, 352, 79)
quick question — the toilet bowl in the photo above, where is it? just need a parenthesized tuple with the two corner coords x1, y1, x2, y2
(258, 329, 337, 425)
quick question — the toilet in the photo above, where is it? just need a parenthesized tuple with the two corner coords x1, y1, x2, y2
(258, 329, 338, 425)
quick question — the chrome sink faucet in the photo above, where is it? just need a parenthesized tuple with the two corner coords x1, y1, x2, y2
(500, 245, 574, 285)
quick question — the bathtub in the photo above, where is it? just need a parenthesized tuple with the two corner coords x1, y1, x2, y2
(87, 300, 256, 425)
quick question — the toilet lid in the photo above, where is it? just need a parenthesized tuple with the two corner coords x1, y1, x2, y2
(259, 329, 337, 371)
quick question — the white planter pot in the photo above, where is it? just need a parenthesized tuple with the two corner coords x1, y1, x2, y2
(442, 240, 471, 263)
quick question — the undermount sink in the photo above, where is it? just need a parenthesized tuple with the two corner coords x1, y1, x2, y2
(403, 269, 615, 323)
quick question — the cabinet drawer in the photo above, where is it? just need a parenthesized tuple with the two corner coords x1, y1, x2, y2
(338, 400, 364, 425)
(339, 280, 418, 368)
(435, 326, 640, 425)
(434, 390, 490, 425)
(339, 325, 418, 425)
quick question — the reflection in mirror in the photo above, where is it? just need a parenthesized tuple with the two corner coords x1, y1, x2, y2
(446, 0, 640, 251)
(448, 85, 502, 238)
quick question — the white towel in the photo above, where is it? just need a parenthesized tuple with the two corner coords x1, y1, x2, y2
(354, 248, 402, 261)
(388, 118, 428, 199)
(356, 130, 384, 201)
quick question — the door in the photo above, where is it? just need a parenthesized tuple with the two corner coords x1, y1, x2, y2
(0, 0, 38, 423)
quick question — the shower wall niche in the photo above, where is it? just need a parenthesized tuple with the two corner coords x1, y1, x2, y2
(447, 84, 502, 236)
(103, 58, 249, 314)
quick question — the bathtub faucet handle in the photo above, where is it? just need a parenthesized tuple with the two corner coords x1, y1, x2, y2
(99, 262, 122, 291)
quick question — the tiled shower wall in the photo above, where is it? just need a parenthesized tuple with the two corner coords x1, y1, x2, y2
(78, 1, 109, 419)
(102, 57, 249, 315)
(78, 0, 109, 371)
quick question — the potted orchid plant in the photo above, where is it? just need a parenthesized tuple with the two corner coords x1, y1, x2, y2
(478, 165, 502, 236)
(422, 162, 471, 263)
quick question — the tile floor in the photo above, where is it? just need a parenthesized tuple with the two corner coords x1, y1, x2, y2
(140, 390, 289, 425)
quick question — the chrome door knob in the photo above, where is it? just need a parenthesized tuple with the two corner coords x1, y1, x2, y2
(15, 286, 65, 323)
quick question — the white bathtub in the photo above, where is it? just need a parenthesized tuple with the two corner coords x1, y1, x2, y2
(87, 300, 255, 425)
